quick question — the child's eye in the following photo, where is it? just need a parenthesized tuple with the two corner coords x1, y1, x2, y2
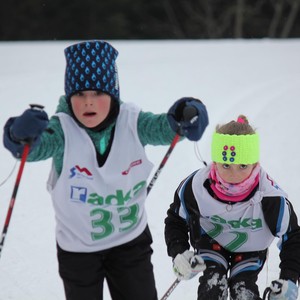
(240, 164, 248, 169)
(222, 164, 230, 169)
(95, 90, 105, 96)
(74, 91, 83, 96)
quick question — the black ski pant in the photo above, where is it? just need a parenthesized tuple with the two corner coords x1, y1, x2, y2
(57, 225, 158, 300)
(197, 235, 267, 300)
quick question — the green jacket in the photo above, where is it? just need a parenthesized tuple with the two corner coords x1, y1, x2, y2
(27, 96, 178, 175)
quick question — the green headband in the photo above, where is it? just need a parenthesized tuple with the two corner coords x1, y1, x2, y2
(211, 132, 260, 164)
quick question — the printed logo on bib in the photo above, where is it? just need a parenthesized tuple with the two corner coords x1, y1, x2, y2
(69, 181, 146, 205)
(70, 186, 88, 203)
(69, 165, 93, 180)
(206, 215, 263, 252)
(122, 159, 142, 175)
(88, 181, 146, 206)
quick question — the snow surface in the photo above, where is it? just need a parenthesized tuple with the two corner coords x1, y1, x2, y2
(0, 39, 299, 299)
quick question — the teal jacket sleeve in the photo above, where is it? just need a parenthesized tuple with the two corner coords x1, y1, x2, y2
(137, 111, 179, 146)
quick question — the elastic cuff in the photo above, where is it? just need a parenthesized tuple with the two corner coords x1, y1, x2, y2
(10, 128, 36, 145)
(168, 245, 189, 259)
(280, 270, 299, 284)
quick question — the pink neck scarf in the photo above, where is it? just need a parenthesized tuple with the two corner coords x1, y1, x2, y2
(209, 163, 260, 202)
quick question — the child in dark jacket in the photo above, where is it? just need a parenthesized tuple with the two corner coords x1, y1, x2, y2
(165, 115, 300, 300)
(3, 40, 209, 300)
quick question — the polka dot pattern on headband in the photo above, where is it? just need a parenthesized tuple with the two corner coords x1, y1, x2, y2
(222, 145, 236, 162)
(212, 133, 260, 165)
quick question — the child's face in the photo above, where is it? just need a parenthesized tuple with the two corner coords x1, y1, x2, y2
(70, 90, 111, 128)
(215, 163, 256, 184)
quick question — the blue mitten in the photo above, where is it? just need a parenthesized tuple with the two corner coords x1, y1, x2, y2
(167, 97, 208, 141)
(269, 279, 298, 300)
(3, 106, 49, 158)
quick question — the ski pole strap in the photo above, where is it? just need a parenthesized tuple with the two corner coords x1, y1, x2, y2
(262, 287, 271, 300)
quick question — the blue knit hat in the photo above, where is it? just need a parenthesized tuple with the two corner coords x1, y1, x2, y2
(64, 40, 119, 99)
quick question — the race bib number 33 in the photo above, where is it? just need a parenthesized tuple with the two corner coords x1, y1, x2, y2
(90, 204, 140, 240)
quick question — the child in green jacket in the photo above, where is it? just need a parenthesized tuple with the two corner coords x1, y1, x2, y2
(3, 40, 208, 300)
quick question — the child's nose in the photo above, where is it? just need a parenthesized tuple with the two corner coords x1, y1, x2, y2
(84, 96, 93, 105)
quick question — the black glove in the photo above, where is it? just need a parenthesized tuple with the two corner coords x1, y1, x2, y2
(167, 97, 209, 141)
(3, 105, 49, 158)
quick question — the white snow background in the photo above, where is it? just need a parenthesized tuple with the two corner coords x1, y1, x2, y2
(0, 39, 299, 299)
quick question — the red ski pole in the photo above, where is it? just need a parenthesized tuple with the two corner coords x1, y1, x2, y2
(147, 134, 180, 195)
(160, 278, 180, 300)
(147, 105, 198, 195)
(0, 143, 30, 260)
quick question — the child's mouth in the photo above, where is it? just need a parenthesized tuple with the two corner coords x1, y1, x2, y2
(83, 112, 96, 117)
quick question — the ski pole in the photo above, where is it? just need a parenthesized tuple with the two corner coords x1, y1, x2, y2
(155, 106, 198, 299)
(147, 105, 198, 195)
(159, 254, 205, 300)
(0, 104, 44, 260)
(160, 278, 180, 300)
(0, 143, 30, 260)
(147, 133, 180, 194)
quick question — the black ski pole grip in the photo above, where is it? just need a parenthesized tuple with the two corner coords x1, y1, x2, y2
(177, 105, 198, 136)
(183, 105, 198, 123)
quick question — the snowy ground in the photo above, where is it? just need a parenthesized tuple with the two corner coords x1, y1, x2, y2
(0, 39, 299, 299)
